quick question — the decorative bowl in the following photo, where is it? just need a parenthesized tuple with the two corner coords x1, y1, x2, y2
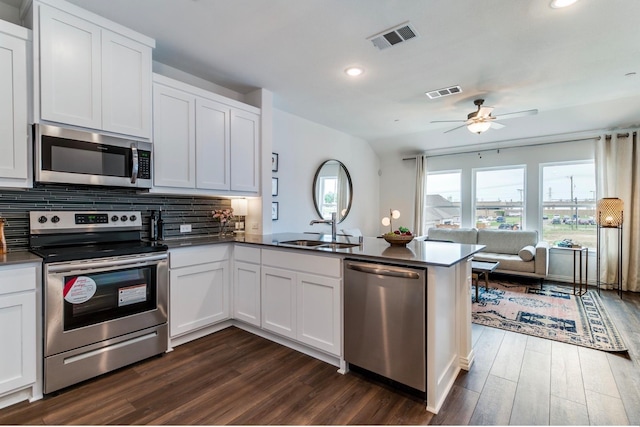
(383, 234, 414, 246)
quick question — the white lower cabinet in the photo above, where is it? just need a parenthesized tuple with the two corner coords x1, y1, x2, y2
(260, 249, 342, 356)
(232, 245, 261, 327)
(261, 266, 297, 339)
(296, 273, 341, 355)
(0, 265, 37, 398)
(169, 245, 230, 338)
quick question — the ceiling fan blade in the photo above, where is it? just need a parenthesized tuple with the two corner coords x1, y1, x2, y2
(494, 108, 538, 120)
(490, 121, 506, 129)
(430, 119, 466, 123)
(477, 106, 494, 118)
(443, 124, 468, 134)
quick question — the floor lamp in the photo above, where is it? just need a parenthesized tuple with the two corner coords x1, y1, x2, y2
(596, 197, 623, 298)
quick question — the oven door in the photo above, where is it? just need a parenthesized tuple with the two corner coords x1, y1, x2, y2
(44, 252, 168, 357)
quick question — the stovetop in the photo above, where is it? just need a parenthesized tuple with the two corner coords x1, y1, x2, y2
(28, 210, 168, 263)
(30, 240, 168, 263)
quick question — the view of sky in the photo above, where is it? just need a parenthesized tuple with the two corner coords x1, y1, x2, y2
(427, 162, 596, 203)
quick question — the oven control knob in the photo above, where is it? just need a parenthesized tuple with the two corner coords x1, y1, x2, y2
(111, 215, 119, 222)
(121, 215, 128, 222)
(129, 215, 137, 222)
(38, 215, 47, 223)
(51, 215, 60, 223)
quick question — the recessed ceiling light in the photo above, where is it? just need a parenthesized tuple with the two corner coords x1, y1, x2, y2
(550, 0, 579, 8)
(345, 67, 364, 77)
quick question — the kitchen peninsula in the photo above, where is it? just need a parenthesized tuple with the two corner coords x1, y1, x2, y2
(165, 233, 484, 414)
(0, 233, 482, 415)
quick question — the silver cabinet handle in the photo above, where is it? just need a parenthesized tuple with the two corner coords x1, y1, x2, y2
(346, 262, 422, 279)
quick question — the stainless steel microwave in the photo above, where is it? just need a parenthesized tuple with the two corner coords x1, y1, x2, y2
(34, 124, 152, 189)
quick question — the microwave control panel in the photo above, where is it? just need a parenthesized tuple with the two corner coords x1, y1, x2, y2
(138, 150, 151, 180)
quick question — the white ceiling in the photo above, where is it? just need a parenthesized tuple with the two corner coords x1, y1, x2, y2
(56, 1, 640, 155)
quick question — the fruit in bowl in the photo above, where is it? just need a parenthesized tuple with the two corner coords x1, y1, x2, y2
(383, 227, 414, 246)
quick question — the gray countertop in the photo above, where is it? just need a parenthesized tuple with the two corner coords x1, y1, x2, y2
(164, 232, 484, 268)
(1, 233, 483, 268)
(0, 251, 44, 266)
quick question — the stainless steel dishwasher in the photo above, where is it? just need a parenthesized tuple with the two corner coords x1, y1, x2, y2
(344, 259, 427, 393)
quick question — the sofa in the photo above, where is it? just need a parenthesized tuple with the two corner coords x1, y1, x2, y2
(426, 227, 550, 279)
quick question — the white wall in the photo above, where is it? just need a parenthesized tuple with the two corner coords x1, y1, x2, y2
(272, 109, 380, 236)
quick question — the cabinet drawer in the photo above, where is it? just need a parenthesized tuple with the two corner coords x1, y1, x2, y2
(262, 249, 341, 278)
(234, 245, 261, 264)
(0, 266, 37, 294)
(170, 244, 230, 268)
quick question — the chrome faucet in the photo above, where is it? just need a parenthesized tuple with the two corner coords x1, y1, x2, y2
(310, 211, 337, 242)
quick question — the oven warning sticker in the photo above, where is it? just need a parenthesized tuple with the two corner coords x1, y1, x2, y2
(118, 284, 147, 307)
(63, 276, 97, 304)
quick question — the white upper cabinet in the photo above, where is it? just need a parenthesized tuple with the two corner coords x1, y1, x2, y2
(0, 22, 30, 187)
(35, 0, 154, 139)
(230, 109, 260, 193)
(152, 83, 196, 188)
(152, 74, 261, 196)
(196, 98, 230, 190)
(101, 30, 152, 137)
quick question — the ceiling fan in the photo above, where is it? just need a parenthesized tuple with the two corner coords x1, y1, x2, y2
(431, 99, 538, 134)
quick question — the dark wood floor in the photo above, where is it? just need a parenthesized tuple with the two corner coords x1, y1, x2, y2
(1, 286, 638, 425)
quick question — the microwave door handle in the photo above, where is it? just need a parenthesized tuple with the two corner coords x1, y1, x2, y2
(130, 144, 139, 184)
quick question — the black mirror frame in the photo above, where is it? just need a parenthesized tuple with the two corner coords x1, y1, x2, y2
(312, 159, 353, 224)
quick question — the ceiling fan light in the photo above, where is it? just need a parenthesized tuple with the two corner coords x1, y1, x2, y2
(550, 0, 578, 8)
(467, 121, 491, 134)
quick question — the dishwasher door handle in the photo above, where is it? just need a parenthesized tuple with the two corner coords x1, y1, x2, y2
(345, 262, 421, 279)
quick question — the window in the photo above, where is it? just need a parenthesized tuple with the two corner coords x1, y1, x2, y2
(425, 171, 461, 229)
(318, 176, 337, 219)
(474, 167, 525, 230)
(541, 161, 596, 247)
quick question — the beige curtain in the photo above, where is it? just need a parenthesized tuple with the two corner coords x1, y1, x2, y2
(414, 155, 427, 236)
(595, 131, 640, 292)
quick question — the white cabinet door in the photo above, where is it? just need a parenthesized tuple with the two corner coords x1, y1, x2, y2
(196, 98, 230, 190)
(0, 31, 28, 182)
(39, 5, 102, 129)
(233, 261, 261, 327)
(230, 109, 260, 193)
(101, 30, 152, 138)
(296, 273, 341, 356)
(169, 260, 230, 338)
(0, 265, 36, 396)
(153, 84, 196, 188)
(261, 266, 296, 339)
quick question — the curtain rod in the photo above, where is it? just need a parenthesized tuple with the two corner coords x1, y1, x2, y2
(402, 136, 596, 160)
(402, 130, 636, 161)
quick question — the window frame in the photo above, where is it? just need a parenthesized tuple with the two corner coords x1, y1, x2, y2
(472, 165, 527, 230)
(539, 160, 596, 248)
(425, 169, 462, 229)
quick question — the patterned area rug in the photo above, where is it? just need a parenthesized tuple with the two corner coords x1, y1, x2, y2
(472, 279, 627, 352)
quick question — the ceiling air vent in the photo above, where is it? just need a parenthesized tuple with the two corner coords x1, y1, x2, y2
(426, 85, 463, 99)
(368, 22, 418, 50)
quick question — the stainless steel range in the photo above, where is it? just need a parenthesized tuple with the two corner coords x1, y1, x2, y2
(29, 211, 169, 393)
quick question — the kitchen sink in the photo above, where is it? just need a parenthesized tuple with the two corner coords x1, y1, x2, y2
(317, 242, 359, 249)
(279, 240, 328, 247)
(279, 240, 359, 249)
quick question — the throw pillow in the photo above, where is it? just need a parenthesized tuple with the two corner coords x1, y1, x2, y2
(518, 245, 535, 262)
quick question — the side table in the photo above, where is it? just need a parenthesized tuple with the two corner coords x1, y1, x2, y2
(555, 246, 588, 296)
(471, 261, 500, 302)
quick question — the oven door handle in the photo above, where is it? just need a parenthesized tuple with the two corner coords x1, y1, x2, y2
(47, 253, 168, 273)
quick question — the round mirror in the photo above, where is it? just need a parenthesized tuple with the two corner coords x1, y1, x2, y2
(312, 159, 353, 223)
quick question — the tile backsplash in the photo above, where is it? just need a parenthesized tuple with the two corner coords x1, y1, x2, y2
(0, 184, 233, 251)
